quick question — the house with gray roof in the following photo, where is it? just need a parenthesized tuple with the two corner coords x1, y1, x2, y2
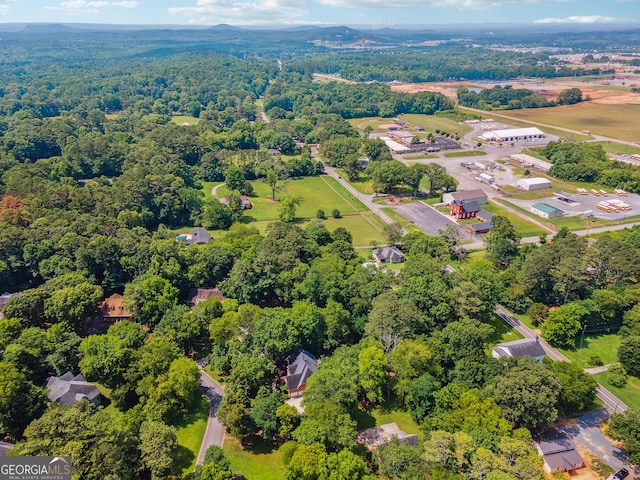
(492, 338, 545, 362)
(286, 350, 317, 397)
(372, 246, 405, 264)
(46, 372, 101, 407)
(535, 429, 584, 473)
(176, 228, 212, 245)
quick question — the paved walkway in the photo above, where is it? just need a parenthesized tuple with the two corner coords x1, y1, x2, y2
(585, 364, 613, 375)
(196, 368, 226, 466)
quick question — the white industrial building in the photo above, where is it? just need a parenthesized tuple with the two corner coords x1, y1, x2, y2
(517, 177, 552, 191)
(480, 127, 545, 142)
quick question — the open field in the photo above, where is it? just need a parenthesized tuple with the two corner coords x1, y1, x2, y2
(593, 372, 640, 411)
(217, 176, 367, 221)
(594, 141, 640, 156)
(171, 115, 200, 126)
(501, 103, 640, 143)
(175, 396, 209, 475)
(557, 333, 621, 369)
(224, 436, 285, 480)
(242, 213, 386, 246)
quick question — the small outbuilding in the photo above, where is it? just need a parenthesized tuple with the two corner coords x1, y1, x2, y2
(373, 246, 405, 264)
(517, 177, 552, 191)
(467, 222, 492, 234)
(492, 338, 545, 362)
(47, 372, 101, 407)
(531, 203, 565, 219)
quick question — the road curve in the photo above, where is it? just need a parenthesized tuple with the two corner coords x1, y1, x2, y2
(495, 304, 629, 412)
(196, 368, 226, 466)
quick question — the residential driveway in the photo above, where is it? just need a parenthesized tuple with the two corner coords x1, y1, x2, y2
(558, 409, 635, 475)
(196, 369, 225, 465)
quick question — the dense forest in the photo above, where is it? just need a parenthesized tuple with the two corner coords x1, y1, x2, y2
(1, 26, 640, 480)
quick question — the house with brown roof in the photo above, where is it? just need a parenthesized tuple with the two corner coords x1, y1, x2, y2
(187, 288, 226, 308)
(99, 293, 132, 322)
(286, 350, 317, 397)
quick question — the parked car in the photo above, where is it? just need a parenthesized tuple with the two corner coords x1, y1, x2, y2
(606, 468, 629, 480)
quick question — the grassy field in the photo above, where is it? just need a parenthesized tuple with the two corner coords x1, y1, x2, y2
(593, 372, 640, 411)
(443, 150, 487, 158)
(594, 141, 640, 156)
(483, 202, 547, 237)
(557, 333, 621, 369)
(171, 115, 200, 125)
(459, 107, 592, 141)
(496, 103, 640, 143)
(175, 396, 209, 475)
(404, 154, 439, 161)
(341, 174, 375, 195)
(223, 436, 285, 480)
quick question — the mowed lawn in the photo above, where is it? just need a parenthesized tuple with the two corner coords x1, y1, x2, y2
(354, 404, 423, 439)
(483, 202, 546, 237)
(223, 436, 285, 480)
(171, 115, 201, 125)
(501, 103, 640, 143)
(557, 332, 621, 369)
(347, 114, 471, 137)
(593, 372, 640, 411)
(175, 396, 210, 475)
(219, 176, 367, 221)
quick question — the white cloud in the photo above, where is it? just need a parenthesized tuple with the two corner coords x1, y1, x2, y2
(0, 0, 16, 16)
(168, 0, 309, 25)
(314, 0, 565, 9)
(46, 0, 139, 14)
(534, 15, 623, 24)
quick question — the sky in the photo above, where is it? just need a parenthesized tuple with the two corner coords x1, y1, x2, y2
(0, 0, 639, 27)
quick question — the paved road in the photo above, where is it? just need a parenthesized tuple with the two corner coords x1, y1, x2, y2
(495, 304, 629, 412)
(558, 409, 635, 475)
(196, 369, 225, 466)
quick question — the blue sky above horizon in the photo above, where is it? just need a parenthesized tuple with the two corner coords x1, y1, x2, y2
(0, 0, 639, 27)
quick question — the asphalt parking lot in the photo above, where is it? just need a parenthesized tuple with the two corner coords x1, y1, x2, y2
(393, 201, 481, 242)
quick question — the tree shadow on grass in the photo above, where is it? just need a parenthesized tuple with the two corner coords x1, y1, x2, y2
(174, 396, 209, 430)
(352, 408, 376, 430)
(173, 445, 195, 475)
(239, 434, 278, 455)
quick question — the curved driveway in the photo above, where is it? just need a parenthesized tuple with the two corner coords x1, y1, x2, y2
(196, 369, 225, 466)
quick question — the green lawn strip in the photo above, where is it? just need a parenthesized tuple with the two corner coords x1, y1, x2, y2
(174, 395, 210, 475)
(201, 181, 223, 196)
(171, 115, 200, 125)
(399, 114, 473, 136)
(594, 141, 640, 156)
(322, 176, 369, 212)
(487, 313, 524, 348)
(236, 214, 385, 246)
(337, 172, 375, 195)
(593, 372, 640, 411)
(481, 203, 546, 237)
(381, 207, 422, 234)
(556, 333, 621, 369)
(223, 436, 285, 480)
(405, 155, 439, 161)
(443, 150, 487, 158)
